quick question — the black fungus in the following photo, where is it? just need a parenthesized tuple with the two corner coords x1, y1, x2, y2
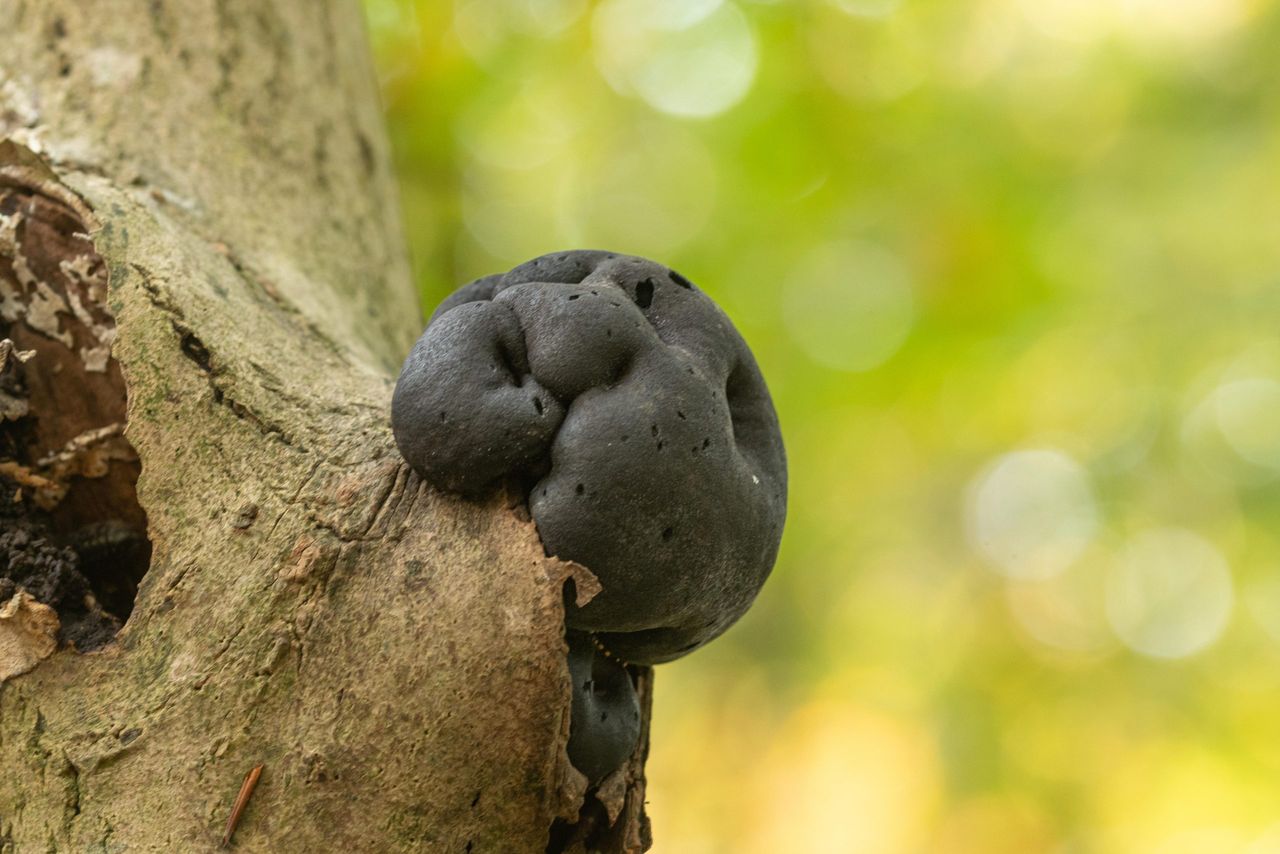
(565, 630, 641, 785)
(392, 250, 787, 665)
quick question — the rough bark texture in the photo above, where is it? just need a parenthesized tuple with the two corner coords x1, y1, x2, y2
(0, 1, 652, 851)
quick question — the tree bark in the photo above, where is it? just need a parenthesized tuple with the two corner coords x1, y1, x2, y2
(0, 1, 651, 851)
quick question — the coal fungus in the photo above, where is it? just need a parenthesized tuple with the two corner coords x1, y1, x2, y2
(565, 630, 641, 786)
(392, 250, 788, 666)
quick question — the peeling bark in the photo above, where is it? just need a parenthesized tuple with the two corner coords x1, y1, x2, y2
(0, 591, 59, 681)
(0, 1, 652, 851)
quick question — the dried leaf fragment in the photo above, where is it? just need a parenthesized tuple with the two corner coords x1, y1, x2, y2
(0, 589, 60, 681)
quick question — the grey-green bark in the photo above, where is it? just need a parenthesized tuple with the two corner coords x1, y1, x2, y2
(0, 1, 651, 851)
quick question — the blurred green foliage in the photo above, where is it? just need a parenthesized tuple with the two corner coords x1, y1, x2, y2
(365, 0, 1280, 850)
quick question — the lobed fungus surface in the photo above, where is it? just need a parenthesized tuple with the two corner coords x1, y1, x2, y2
(392, 250, 787, 666)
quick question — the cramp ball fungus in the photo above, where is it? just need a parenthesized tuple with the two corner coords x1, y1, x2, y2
(564, 630, 642, 786)
(392, 250, 787, 666)
(393, 250, 787, 785)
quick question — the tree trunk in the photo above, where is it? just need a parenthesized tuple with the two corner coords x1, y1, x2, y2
(0, 2, 651, 851)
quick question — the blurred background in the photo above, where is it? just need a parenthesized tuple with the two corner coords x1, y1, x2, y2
(363, 1, 1280, 850)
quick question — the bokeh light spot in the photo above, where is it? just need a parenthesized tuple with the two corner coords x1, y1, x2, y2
(593, 0, 758, 118)
(1182, 375, 1280, 486)
(1105, 529, 1233, 659)
(453, 0, 587, 63)
(1212, 378, 1280, 473)
(965, 449, 1098, 580)
(1005, 553, 1115, 654)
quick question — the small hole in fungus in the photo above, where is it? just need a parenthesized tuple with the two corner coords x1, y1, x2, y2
(677, 410, 686, 420)
(568, 294, 580, 301)
(620, 434, 629, 442)
(575, 483, 585, 495)
(439, 411, 447, 422)
(533, 397, 543, 415)
(635, 278, 655, 309)
(657, 441, 664, 451)
(650, 424, 658, 437)
(669, 270, 693, 289)
(661, 527, 674, 541)
(702, 437, 711, 449)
